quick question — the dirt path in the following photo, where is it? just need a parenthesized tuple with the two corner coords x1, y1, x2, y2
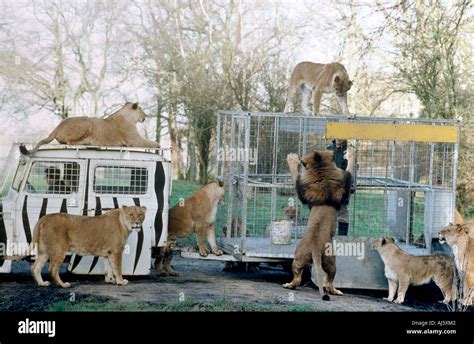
(0, 257, 447, 312)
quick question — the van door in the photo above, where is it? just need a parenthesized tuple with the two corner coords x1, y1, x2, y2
(68, 159, 156, 276)
(14, 159, 86, 249)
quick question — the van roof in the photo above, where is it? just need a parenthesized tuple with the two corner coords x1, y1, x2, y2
(24, 144, 172, 162)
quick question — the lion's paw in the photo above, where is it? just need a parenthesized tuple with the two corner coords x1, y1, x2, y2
(346, 146, 356, 160)
(117, 279, 129, 286)
(286, 153, 300, 166)
(105, 275, 116, 284)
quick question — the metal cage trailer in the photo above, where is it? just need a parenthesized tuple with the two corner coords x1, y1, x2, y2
(182, 111, 459, 290)
(0, 144, 172, 276)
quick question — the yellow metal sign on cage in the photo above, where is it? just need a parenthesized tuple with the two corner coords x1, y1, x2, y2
(326, 123, 458, 143)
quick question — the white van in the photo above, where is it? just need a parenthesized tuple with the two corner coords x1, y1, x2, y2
(0, 144, 172, 276)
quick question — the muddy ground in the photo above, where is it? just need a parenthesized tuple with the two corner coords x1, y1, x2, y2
(0, 256, 456, 312)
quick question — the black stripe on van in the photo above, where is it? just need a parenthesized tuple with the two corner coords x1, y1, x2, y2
(71, 161, 90, 272)
(60, 199, 68, 213)
(39, 198, 48, 219)
(154, 162, 165, 246)
(88, 197, 103, 273)
(0, 203, 7, 266)
(132, 198, 143, 274)
(22, 196, 32, 243)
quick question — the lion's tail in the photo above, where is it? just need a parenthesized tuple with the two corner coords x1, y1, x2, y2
(24, 127, 60, 155)
(32, 218, 43, 245)
(7, 219, 43, 260)
(28, 218, 46, 257)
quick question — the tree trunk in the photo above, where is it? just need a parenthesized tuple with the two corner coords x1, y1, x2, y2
(155, 97, 162, 145)
(187, 127, 197, 182)
(168, 102, 180, 179)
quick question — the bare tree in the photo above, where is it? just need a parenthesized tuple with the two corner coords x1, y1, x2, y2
(0, 1, 122, 119)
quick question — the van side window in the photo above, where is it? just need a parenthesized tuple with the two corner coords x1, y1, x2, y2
(93, 166, 148, 195)
(25, 161, 80, 194)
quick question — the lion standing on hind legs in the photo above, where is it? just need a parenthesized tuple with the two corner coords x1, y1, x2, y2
(282, 147, 355, 301)
(284, 61, 353, 115)
(155, 181, 225, 277)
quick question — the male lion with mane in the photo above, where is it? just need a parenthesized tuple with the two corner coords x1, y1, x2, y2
(20, 102, 159, 155)
(283, 149, 354, 301)
(31, 205, 146, 288)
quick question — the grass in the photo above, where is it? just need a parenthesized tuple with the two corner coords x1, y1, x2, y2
(46, 296, 323, 312)
(169, 179, 201, 207)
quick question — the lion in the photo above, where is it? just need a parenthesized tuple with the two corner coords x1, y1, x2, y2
(455, 209, 464, 225)
(31, 205, 146, 288)
(372, 237, 456, 304)
(282, 149, 354, 300)
(20, 102, 159, 155)
(155, 181, 225, 276)
(438, 223, 474, 306)
(284, 62, 353, 115)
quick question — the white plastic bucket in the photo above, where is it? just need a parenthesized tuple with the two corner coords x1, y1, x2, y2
(271, 220, 293, 245)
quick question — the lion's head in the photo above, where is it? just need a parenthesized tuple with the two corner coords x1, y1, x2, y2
(282, 205, 297, 220)
(123, 102, 147, 123)
(121, 205, 147, 232)
(371, 237, 396, 251)
(438, 223, 468, 245)
(333, 75, 353, 97)
(213, 180, 225, 204)
(300, 150, 337, 171)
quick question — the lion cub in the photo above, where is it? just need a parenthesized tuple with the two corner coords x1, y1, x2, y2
(31, 206, 146, 288)
(372, 237, 456, 304)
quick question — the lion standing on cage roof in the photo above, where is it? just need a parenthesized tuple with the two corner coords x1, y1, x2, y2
(284, 61, 353, 115)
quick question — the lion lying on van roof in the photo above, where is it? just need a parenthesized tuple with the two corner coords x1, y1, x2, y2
(20, 102, 159, 155)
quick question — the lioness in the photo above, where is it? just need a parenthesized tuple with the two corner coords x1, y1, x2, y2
(155, 181, 225, 276)
(20, 102, 159, 155)
(372, 237, 456, 304)
(31, 205, 146, 288)
(439, 224, 474, 306)
(283, 149, 354, 300)
(284, 62, 353, 115)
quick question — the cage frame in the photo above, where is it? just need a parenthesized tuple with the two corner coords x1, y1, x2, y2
(215, 111, 459, 263)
